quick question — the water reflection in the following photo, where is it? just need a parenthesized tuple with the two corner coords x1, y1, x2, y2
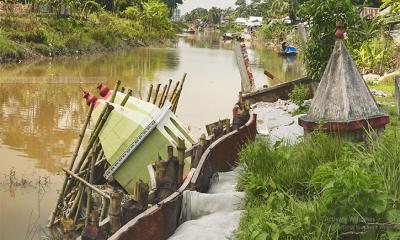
(0, 33, 304, 240)
(0, 83, 87, 173)
(180, 32, 233, 50)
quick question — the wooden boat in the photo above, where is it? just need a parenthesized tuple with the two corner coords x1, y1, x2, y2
(279, 42, 298, 56)
(183, 28, 196, 34)
(91, 91, 196, 195)
(93, 111, 258, 240)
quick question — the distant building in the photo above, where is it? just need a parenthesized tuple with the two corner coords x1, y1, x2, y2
(360, 7, 380, 19)
(235, 18, 247, 25)
(172, 8, 181, 22)
(246, 16, 263, 27)
(234, 17, 263, 27)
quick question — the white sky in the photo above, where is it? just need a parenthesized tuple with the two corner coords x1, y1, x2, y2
(179, 0, 237, 14)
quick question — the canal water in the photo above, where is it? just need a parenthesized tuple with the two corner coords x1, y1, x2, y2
(0, 32, 304, 240)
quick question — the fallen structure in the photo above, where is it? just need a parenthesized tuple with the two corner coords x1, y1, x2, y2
(299, 23, 390, 141)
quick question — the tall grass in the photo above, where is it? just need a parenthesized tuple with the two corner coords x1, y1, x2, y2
(237, 122, 400, 239)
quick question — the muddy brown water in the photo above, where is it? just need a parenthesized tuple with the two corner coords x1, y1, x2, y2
(0, 32, 304, 240)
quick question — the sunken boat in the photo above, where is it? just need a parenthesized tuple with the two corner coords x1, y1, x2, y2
(89, 84, 196, 194)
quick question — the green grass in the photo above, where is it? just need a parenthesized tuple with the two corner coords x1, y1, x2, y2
(236, 87, 400, 239)
(0, 34, 26, 62)
(0, 12, 176, 63)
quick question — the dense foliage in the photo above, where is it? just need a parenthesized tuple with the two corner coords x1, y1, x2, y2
(0, 0, 176, 63)
(298, 0, 363, 81)
(237, 98, 400, 239)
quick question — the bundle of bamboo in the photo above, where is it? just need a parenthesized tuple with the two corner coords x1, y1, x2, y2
(48, 74, 192, 237)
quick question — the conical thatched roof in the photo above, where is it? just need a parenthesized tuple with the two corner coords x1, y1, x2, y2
(300, 35, 387, 125)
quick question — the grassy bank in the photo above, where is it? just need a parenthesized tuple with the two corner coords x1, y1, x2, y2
(236, 77, 400, 239)
(0, 12, 177, 64)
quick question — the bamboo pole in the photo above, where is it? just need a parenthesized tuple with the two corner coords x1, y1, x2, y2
(63, 169, 110, 200)
(48, 102, 95, 227)
(172, 73, 187, 113)
(158, 85, 168, 108)
(100, 196, 109, 221)
(147, 84, 153, 102)
(152, 84, 161, 105)
(161, 79, 173, 107)
(67, 181, 85, 219)
(73, 187, 84, 225)
(109, 80, 122, 103)
(73, 104, 114, 172)
(85, 154, 96, 226)
(121, 89, 133, 107)
(169, 81, 180, 102)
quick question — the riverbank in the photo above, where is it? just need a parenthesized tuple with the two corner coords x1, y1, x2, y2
(235, 75, 400, 239)
(0, 13, 177, 64)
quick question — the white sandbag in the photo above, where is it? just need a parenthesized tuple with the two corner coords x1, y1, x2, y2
(169, 210, 243, 240)
(181, 191, 244, 221)
(208, 169, 240, 194)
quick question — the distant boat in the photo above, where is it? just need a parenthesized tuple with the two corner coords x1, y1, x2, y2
(184, 28, 196, 34)
(284, 46, 298, 55)
(279, 42, 298, 56)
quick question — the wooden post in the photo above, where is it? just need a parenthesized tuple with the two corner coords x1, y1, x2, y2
(396, 76, 400, 115)
(134, 180, 149, 208)
(109, 189, 123, 234)
(49, 103, 95, 227)
(158, 85, 168, 108)
(152, 84, 161, 105)
(177, 138, 186, 186)
(147, 84, 153, 102)
(154, 146, 179, 201)
(191, 134, 206, 168)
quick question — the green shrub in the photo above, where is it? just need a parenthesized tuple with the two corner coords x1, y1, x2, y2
(257, 22, 292, 41)
(289, 84, 310, 106)
(0, 35, 26, 61)
(353, 37, 397, 74)
(312, 160, 387, 220)
(25, 27, 48, 44)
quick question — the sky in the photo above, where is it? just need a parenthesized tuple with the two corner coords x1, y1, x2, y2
(179, 0, 237, 14)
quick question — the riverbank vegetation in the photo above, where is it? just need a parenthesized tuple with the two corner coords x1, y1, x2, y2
(236, 76, 400, 239)
(182, 0, 399, 80)
(0, 0, 178, 64)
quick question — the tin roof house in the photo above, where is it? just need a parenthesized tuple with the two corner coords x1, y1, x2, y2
(298, 23, 389, 141)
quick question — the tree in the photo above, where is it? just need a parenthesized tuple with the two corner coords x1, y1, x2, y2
(208, 7, 222, 24)
(382, 0, 400, 14)
(298, 0, 363, 81)
(182, 8, 208, 22)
